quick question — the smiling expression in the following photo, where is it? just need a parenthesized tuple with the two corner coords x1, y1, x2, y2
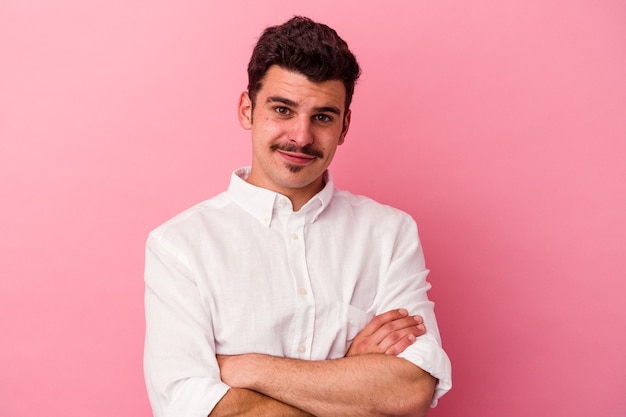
(238, 65, 351, 210)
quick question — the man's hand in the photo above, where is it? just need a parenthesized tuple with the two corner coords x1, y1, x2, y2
(346, 308, 426, 356)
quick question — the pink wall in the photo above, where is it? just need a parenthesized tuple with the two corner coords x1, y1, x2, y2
(2, 1, 625, 416)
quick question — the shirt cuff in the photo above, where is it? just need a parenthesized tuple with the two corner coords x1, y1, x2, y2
(164, 377, 231, 417)
(397, 334, 452, 407)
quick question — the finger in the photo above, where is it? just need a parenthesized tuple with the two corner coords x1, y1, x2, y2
(370, 314, 424, 345)
(359, 308, 410, 337)
(380, 319, 427, 356)
(346, 310, 425, 356)
(345, 311, 409, 356)
(376, 317, 425, 351)
(384, 334, 417, 356)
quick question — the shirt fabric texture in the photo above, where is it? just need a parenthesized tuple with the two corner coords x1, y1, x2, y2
(144, 167, 452, 417)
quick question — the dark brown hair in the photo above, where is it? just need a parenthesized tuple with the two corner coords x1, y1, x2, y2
(247, 16, 361, 113)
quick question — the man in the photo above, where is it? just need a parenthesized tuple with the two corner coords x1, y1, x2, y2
(144, 16, 451, 417)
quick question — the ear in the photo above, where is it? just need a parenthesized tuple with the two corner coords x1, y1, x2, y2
(238, 91, 253, 130)
(338, 109, 351, 145)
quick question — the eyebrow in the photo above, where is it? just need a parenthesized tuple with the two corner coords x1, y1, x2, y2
(266, 96, 341, 116)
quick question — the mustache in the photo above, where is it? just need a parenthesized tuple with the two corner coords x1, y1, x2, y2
(270, 143, 324, 159)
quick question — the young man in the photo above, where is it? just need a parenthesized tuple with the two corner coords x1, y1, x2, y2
(144, 16, 451, 417)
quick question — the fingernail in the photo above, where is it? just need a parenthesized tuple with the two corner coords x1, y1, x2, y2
(399, 308, 408, 316)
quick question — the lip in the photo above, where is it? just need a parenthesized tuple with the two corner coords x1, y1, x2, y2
(277, 149, 317, 165)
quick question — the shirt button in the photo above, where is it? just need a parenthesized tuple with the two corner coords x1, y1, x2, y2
(279, 198, 288, 206)
(290, 233, 299, 240)
(297, 345, 306, 353)
(299, 288, 308, 295)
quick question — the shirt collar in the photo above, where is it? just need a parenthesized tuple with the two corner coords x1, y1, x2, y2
(228, 167, 335, 227)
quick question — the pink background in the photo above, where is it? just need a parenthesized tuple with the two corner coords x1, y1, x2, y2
(1, 1, 625, 416)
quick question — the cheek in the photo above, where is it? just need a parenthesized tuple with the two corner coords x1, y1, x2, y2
(322, 134, 343, 150)
(257, 119, 284, 138)
(321, 142, 340, 161)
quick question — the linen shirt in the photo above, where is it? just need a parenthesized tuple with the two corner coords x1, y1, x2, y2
(144, 167, 452, 417)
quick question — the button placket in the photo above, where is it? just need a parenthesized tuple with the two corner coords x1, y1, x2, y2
(285, 212, 315, 358)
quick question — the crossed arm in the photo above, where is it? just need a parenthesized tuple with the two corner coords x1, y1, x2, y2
(210, 309, 436, 417)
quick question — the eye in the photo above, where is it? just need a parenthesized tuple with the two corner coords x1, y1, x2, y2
(313, 114, 333, 123)
(274, 106, 290, 115)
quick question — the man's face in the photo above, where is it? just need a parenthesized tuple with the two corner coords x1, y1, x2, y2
(238, 65, 351, 202)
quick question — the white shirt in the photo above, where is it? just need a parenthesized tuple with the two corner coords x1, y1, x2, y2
(144, 167, 452, 417)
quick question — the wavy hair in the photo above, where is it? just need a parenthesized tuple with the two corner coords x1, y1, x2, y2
(247, 16, 361, 114)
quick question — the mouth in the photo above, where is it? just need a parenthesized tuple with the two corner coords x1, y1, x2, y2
(272, 144, 323, 166)
(277, 149, 317, 165)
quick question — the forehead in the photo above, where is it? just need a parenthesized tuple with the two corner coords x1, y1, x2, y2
(258, 66, 347, 112)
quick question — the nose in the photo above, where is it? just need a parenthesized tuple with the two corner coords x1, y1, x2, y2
(288, 117, 314, 146)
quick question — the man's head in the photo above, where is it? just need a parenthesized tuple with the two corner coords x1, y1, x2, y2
(247, 16, 361, 114)
(239, 17, 360, 210)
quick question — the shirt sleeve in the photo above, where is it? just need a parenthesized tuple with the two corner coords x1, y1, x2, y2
(373, 214, 452, 407)
(144, 230, 230, 417)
